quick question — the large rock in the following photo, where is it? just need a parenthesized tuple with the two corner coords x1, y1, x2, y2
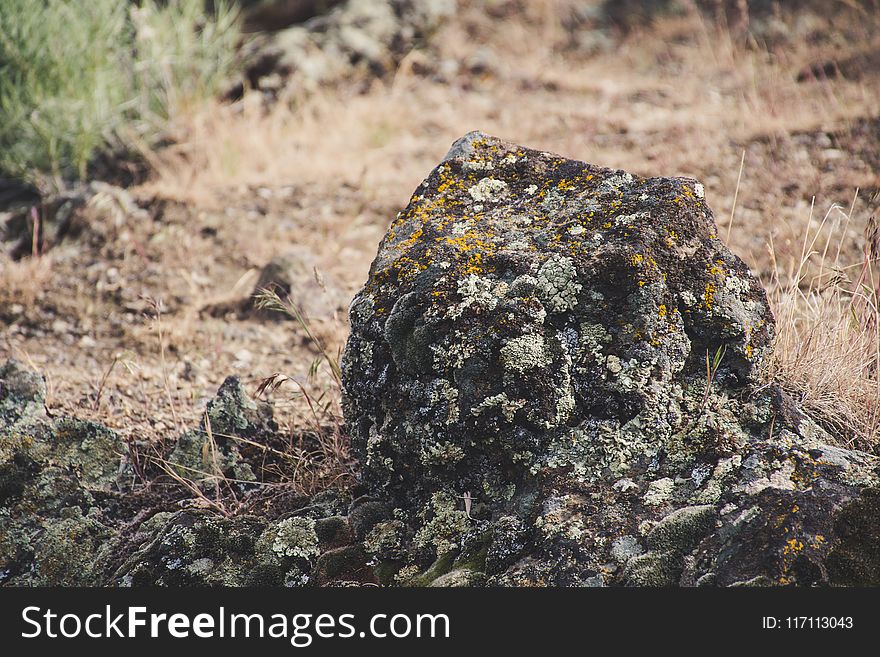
(341, 132, 880, 586)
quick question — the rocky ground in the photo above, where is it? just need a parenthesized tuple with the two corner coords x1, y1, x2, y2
(1, 0, 879, 585)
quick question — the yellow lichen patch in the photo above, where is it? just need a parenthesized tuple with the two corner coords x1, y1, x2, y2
(463, 252, 486, 275)
(783, 537, 804, 556)
(703, 282, 716, 309)
(400, 227, 424, 248)
(438, 231, 495, 253)
(436, 165, 468, 195)
(791, 461, 819, 486)
(658, 304, 667, 318)
(392, 256, 429, 282)
(434, 230, 498, 277)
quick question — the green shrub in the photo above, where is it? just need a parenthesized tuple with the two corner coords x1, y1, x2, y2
(0, 0, 240, 188)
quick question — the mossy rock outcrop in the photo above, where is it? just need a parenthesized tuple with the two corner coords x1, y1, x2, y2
(0, 361, 374, 586)
(342, 132, 880, 586)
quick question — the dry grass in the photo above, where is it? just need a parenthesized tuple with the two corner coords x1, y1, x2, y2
(143, 4, 878, 202)
(0, 256, 54, 311)
(768, 191, 880, 449)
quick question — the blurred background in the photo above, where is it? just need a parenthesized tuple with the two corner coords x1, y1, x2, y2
(1, 0, 879, 461)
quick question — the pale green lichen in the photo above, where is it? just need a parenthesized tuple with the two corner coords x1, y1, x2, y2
(364, 520, 406, 560)
(575, 322, 611, 370)
(430, 333, 475, 370)
(536, 255, 581, 313)
(364, 425, 394, 472)
(269, 517, 320, 560)
(611, 535, 645, 564)
(555, 391, 576, 423)
(535, 493, 587, 541)
(446, 274, 503, 319)
(430, 379, 460, 424)
(470, 393, 525, 422)
(358, 340, 374, 365)
(421, 440, 466, 466)
(500, 334, 551, 372)
(600, 172, 634, 192)
(606, 354, 623, 374)
(543, 427, 598, 478)
(643, 477, 675, 506)
(468, 177, 507, 202)
(414, 492, 472, 557)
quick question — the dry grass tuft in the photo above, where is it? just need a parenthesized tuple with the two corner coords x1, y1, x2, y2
(767, 190, 880, 450)
(0, 255, 54, 312)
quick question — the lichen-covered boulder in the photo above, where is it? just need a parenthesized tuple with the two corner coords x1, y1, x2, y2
(341, 132, 880, 586)
(343, 130, 774, 516)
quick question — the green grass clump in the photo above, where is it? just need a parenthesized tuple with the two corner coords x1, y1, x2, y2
(0, 0, 240, 188)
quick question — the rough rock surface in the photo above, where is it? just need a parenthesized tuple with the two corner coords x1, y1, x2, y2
(105, 491, 373, 587)
(341, 131, 880, 586)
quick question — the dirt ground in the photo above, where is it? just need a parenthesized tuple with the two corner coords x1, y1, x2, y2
(2, 1, 879, 452)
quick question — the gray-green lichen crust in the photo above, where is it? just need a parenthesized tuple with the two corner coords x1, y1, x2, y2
(342, 132, 880, 586)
